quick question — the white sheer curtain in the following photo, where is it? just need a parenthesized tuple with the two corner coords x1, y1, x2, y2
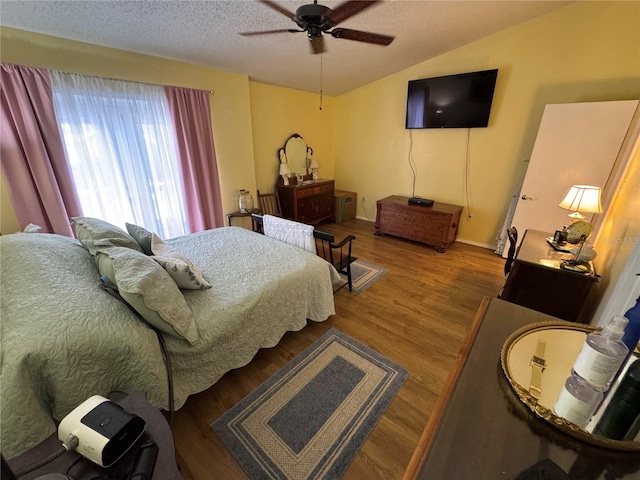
(49, 71, 189, 239)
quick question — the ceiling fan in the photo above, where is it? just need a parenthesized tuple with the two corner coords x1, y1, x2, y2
(240, 0, 395, 54)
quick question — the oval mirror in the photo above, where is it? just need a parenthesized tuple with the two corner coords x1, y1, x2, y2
(283, 133, 309, 177)
(500, 320, 640, 451)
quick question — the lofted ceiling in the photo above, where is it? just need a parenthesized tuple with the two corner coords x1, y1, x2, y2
(0, 0, 571, 96)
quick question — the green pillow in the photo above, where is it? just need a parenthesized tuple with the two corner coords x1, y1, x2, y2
(72, 217, 143, 256)
(95, 246, 198, 344)
(126, 223, 153, 255)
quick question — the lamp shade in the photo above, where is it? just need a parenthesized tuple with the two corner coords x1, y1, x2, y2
(559, 185, 602, 216)
(279, 163, 292, 175)
(309, 158, 320, 169)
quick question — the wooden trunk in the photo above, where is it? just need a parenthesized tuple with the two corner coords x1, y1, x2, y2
(375, 195, 462, 253)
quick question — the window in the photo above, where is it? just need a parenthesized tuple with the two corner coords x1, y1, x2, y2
(50, 72, 189, 238)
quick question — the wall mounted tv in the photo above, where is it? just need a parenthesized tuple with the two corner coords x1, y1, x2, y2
(405, 69, 498, 129)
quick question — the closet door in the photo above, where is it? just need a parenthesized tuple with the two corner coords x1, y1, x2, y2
(511, 100, 638, 238)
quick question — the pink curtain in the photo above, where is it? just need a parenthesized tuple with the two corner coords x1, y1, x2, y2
(0, 64, 81, 236)
(164, 86, 223, 231)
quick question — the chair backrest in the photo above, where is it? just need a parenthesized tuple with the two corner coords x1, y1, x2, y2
(257, 190, 282, 217)
(505, 226, 518, 276)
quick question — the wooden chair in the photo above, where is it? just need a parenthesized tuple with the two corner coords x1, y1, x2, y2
(253, 190, 282, 233)
(251, 214, 357, 292)
(498, 226, 518, 300)
(257, 190, 282, 217)
(504, 226, 518, 276)
(314, 230, 357, 293)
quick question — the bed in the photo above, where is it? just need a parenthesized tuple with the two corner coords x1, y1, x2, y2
(0, 223, 339, 458)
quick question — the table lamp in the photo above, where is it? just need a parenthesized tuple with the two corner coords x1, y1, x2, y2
(558, 185, 602, 221)
(558, 185, 602, 265)
(279, 163, 293, 186)
(309, 158, 320, 181)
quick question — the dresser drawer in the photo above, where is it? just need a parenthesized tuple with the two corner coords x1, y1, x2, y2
(296, 185, 317, 199)
(379, 216, 450, 241)
(299, 192, 333, 223)
(381, 205, 450, 228)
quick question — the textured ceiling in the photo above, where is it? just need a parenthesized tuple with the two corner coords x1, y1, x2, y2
(0, 0, 570, 96)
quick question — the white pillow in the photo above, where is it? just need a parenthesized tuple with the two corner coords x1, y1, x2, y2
(151, 233, 211, 290)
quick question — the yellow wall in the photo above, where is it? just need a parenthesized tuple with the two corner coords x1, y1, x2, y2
(0, 27, 257, 231)
(249, 82, 335, 194)
(334, 1, 640, 246)
(592, 137, 640, 321)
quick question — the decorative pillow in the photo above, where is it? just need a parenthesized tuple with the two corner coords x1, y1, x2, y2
(126, 223, 153, 255)
(72, 217, 143, 256)
(95, 246, 198, 344)
(150, 234, 211, 290)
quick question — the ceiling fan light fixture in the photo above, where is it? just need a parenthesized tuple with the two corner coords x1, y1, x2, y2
(307, 25, 323, 38)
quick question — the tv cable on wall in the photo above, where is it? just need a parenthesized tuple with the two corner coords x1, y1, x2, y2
(406, 129, 434, 207)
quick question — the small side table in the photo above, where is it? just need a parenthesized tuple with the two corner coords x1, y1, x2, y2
(7, 391, 183, 480)
(227, 209, 260, 226)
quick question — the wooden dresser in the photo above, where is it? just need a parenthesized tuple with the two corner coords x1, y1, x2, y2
(277, 179, 335, 225)
(404, 298, 640, 480)
(374, 195, 462, 252)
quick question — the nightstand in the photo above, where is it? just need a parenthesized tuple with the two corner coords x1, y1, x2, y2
(7, 392, 183, 480)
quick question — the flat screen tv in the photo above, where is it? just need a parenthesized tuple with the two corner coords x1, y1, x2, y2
(405, 69, 498, 129)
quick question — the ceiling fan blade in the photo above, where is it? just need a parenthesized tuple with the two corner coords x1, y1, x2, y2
(310, 35, 325, 54)
(258, 0, 296, 19)
(240, 29, 299, 36)
(330, 27, 394, 46)
(328, 0, 381, 25)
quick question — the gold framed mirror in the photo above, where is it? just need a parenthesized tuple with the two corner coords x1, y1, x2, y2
(500, 320, 640, 451)
(283, 133, 310, 179)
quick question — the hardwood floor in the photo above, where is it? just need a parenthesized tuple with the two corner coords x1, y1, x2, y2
(169, 218, 505, 479)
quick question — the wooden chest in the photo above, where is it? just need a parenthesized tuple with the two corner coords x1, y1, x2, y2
(374, 195, 462, 252)
(277, 179, 335, 224)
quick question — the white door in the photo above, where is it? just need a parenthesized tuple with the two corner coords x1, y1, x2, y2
(510, 100, 638, 241)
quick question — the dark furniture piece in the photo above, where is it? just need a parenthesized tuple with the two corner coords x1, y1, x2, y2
(403, 298, 640, 480)
(374, 195, 462, 253)
(277, 179, 335, 225)
(6, 391, 182, 480)
(504, 226, 518, 276)
(499, 229, 598, 323)
(251, 213, 356, 292)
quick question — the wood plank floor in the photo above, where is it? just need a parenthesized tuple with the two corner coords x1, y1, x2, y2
(169, 218, 506, 479)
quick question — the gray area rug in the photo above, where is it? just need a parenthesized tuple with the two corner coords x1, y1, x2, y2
(340, 259, 388, 294)
(212, 328, 408, 480)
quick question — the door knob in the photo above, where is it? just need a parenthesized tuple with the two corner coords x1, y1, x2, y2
(521, 195, 536, 200)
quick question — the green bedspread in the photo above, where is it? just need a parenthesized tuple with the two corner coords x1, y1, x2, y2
(1, 227, 337, 458)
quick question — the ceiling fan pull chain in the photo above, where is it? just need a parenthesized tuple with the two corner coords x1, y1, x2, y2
(319, 53, 323, 111)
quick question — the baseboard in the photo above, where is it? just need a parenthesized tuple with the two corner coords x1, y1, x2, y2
(455, 238, 496, 251)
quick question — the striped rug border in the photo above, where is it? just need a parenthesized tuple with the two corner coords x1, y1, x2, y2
(212, 328, 408, 479)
